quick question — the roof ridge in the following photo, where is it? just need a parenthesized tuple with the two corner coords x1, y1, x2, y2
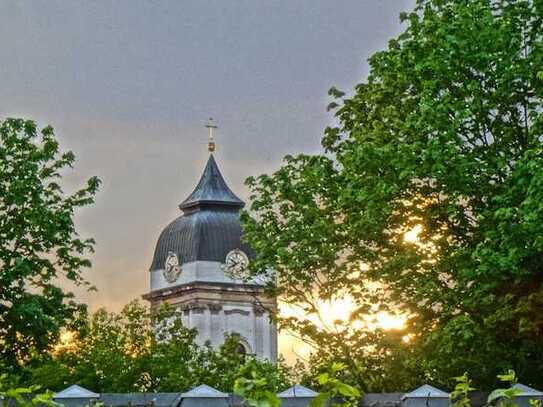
(512, 383, 543, 396)
(402, 384, 450, 400)
(53, 384, 100, 399)
(181, 384, 229, 398)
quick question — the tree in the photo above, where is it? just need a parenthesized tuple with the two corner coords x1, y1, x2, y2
(24, 301, 292, 393)
(0, 118, 100, 373)
(294, 322, 421, 393)
(233, 359, 285, 407)
(308, 363, 361, 407)
(0, 373, 58, 407)
(242, 0, 543, 390)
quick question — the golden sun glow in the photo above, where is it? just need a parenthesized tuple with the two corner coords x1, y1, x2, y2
(278, 296, 407, 362)
(375, 311, 407, 330)
(59, 330, 75, 345)
(53, 330, 77, 355)
(279, 223, 424, 362)
(404, 224, 423, 243)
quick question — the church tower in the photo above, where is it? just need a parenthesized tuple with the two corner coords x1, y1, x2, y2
(144, 126, 277, 361)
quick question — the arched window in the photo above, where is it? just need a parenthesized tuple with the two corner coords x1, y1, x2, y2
(237, 342, 247, 357)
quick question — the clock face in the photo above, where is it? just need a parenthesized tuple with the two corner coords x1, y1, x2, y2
(223, 249, 249, 279)
(163, 251, 182, 283)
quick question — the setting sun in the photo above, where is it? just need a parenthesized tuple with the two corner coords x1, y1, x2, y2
(404, 224, 423, 243)
(375, 311, 406, 330)
(278, 295, 407, 362)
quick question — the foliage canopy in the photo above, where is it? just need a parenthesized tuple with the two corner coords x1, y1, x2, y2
(242, 0, 543, 390)
(23, 301, 292, 393)
(0, 118, 100, 372)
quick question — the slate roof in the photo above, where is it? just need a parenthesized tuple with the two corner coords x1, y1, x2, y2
(99, 393, 183, 407)
(278, 385, 319, 398)
(53, 384, 99, 399)
(362, 393, 404, 407)
(402, 385, 450, 400)
(181, 384, 229, 398)
(150, 154, 252, 271)
(511, 384, 543, 397)
(13, 384, 503, 407)
(180, 154, 244, 210)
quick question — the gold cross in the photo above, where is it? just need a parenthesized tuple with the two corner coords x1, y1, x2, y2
(205, 118, 218, 152)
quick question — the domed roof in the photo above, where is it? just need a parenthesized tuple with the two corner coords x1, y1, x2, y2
(150, 154, 251, 271)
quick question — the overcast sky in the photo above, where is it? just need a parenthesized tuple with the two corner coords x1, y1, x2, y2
(1, 0, 413, 356)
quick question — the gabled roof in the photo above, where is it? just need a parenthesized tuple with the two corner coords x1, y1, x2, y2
(53, 384, 99, 399)
(402, 385, 449, 400)
(278, 384, 319, 398)
(181, 384, 229, 398)
(511, 384, 543, 397)
(179, 154, 244, 211)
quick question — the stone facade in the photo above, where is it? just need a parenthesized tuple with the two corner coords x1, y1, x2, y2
(144, 261, 277, 360)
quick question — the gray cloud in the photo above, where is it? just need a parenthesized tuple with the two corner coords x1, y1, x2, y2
(0, 0, 414, 353)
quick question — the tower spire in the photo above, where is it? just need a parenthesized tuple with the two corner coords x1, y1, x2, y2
(205, 118, 217, 153)
(179, 154, 244, 211)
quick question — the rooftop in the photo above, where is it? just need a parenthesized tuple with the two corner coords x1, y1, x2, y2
(179, 154, 244, 211)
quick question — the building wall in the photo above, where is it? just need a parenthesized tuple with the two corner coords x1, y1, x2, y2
(146, 260, 277, 362)
(150, 261, 266, 291)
